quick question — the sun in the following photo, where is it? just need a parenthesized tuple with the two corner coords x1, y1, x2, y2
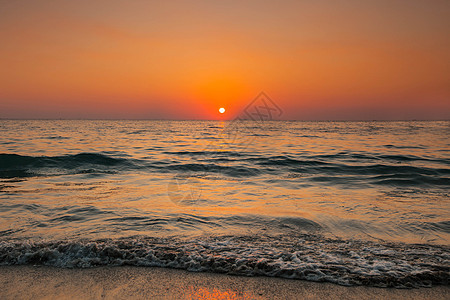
(219, 107, 225, 114)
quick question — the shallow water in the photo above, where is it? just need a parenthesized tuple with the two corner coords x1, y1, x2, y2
(0, 120, 449, 287)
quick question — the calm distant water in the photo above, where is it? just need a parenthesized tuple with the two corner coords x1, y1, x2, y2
(0, 120, 449, 287)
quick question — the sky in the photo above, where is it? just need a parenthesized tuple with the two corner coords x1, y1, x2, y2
(0, 0, 449, 120)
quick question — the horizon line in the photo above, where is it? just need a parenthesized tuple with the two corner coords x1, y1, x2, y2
(0, 118, 448, 122)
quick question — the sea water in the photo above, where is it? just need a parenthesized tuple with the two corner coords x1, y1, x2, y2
(0, 120, 449, 287)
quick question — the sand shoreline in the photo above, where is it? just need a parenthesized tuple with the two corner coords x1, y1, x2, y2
(0, 266, 448, 299)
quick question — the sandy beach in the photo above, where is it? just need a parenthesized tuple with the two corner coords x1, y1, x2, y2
(0, 266, 448, 300)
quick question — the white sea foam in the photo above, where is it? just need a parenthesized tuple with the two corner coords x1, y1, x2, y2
(0, 234, 448, 288)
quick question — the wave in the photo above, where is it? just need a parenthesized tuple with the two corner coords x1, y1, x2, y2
(0, 234, 448, 288)
(0, 153, 131, 178)
(163, 150, 245, 157)
(1, 153, 449, 188)
(0, 153, 127, 169)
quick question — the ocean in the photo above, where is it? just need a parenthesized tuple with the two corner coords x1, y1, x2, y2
(0, 120, 449, 287)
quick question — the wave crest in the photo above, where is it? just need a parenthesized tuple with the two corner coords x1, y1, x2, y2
(1, 234, 448, 288)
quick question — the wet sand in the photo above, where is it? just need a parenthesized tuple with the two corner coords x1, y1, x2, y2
(0, 266, 448, 299)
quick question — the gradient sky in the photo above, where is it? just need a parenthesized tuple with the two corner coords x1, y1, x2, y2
(0, 0, 449, 120)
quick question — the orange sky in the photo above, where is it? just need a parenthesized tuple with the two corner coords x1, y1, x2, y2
(0, 1, 449, 120)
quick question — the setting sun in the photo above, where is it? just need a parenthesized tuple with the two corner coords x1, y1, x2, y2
(219, 107, 225, 114)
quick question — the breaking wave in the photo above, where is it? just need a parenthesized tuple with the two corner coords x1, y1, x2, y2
(0, 234, 448, 288)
